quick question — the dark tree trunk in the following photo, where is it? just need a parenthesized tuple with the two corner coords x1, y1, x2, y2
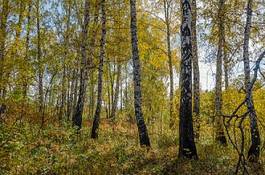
(191, 0, 200, 139)
(214, 0, 227, 145)
(91, 0, 106, 139)
(72, 0, 90, 129)
(243, 0, 261, 163)
(178, 0, 198, 159)
(130, 0, 150, 147)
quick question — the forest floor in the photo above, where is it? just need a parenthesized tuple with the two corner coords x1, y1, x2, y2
(1, 118, 265, 175)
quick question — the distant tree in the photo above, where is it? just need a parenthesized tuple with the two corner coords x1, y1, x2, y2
(178, 0, 198, 159)
(162, 0, 174, 128)
(110, 64, 121, 119)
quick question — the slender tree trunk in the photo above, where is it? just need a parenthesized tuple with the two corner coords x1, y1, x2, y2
(191, 0, 200, 139)
(108, 62, 115, 117)
(243, 0, 261, 162)
(66, 71, 71, 120)
(71, 68, 78, 118)
(111, 65, 115, 108)
(107, 61, 112, 118)
(214, 0, 227, 145)
(21, 1, 32, 120)
(163, 0, 174, 128)
(178, 0, 198, 159)
(37, 0, 44, 127)
(130, 0, 150, 147)
(223, 35, 229, 90)
(0, 0, 9, 100)
(110, 64, 121, 119)
(125, 64, 128, 108)
(124, 64, 129, 114)
(59, 60, 66, 121)
(89, 71, 95, 117)
(72, 0, 90, 129)
(91, 0, 106, 139)
(59, 1, 71, 122)
(120, 66, 123, 112)
(88, 0, 99, 118)
(16, 0, 24, 39)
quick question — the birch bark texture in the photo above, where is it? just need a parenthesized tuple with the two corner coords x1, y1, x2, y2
(0, 0, 9, 99)
(214, 0, 227, 145)
(72, 0, 90, 129)
(110, 64, 122, 119)
(130, 0, 150, 147)
(91, 0, 106, 139)
(191, 0, 200, 139)
(243, 0, 261, 162)
(37, 0, 45, 127)
(178, 0, 198, 159)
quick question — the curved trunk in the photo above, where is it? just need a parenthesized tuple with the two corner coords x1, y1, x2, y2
(243, 0, 260, 162)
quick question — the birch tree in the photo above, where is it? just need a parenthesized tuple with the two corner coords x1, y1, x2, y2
(191, 0, 200, 139)
(130, 0, 151, 147)
(178, 0, 198, 159)
(214, 0, 227, 145)
(72, 0, 90, 129)
(91, 0, 106, 139)
(0, 0, 9, 102)
(36, 0, 44, 127)
(163, 0, 174, 128)
(243, 0, 261, 162)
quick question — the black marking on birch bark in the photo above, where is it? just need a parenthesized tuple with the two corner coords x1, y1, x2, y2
(242, 0, 260, 163)
(72, 0, 90, 130)
(130, 0, 150, 147)
(179, 0, 198, 159)
(91, 0, 106, 139)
